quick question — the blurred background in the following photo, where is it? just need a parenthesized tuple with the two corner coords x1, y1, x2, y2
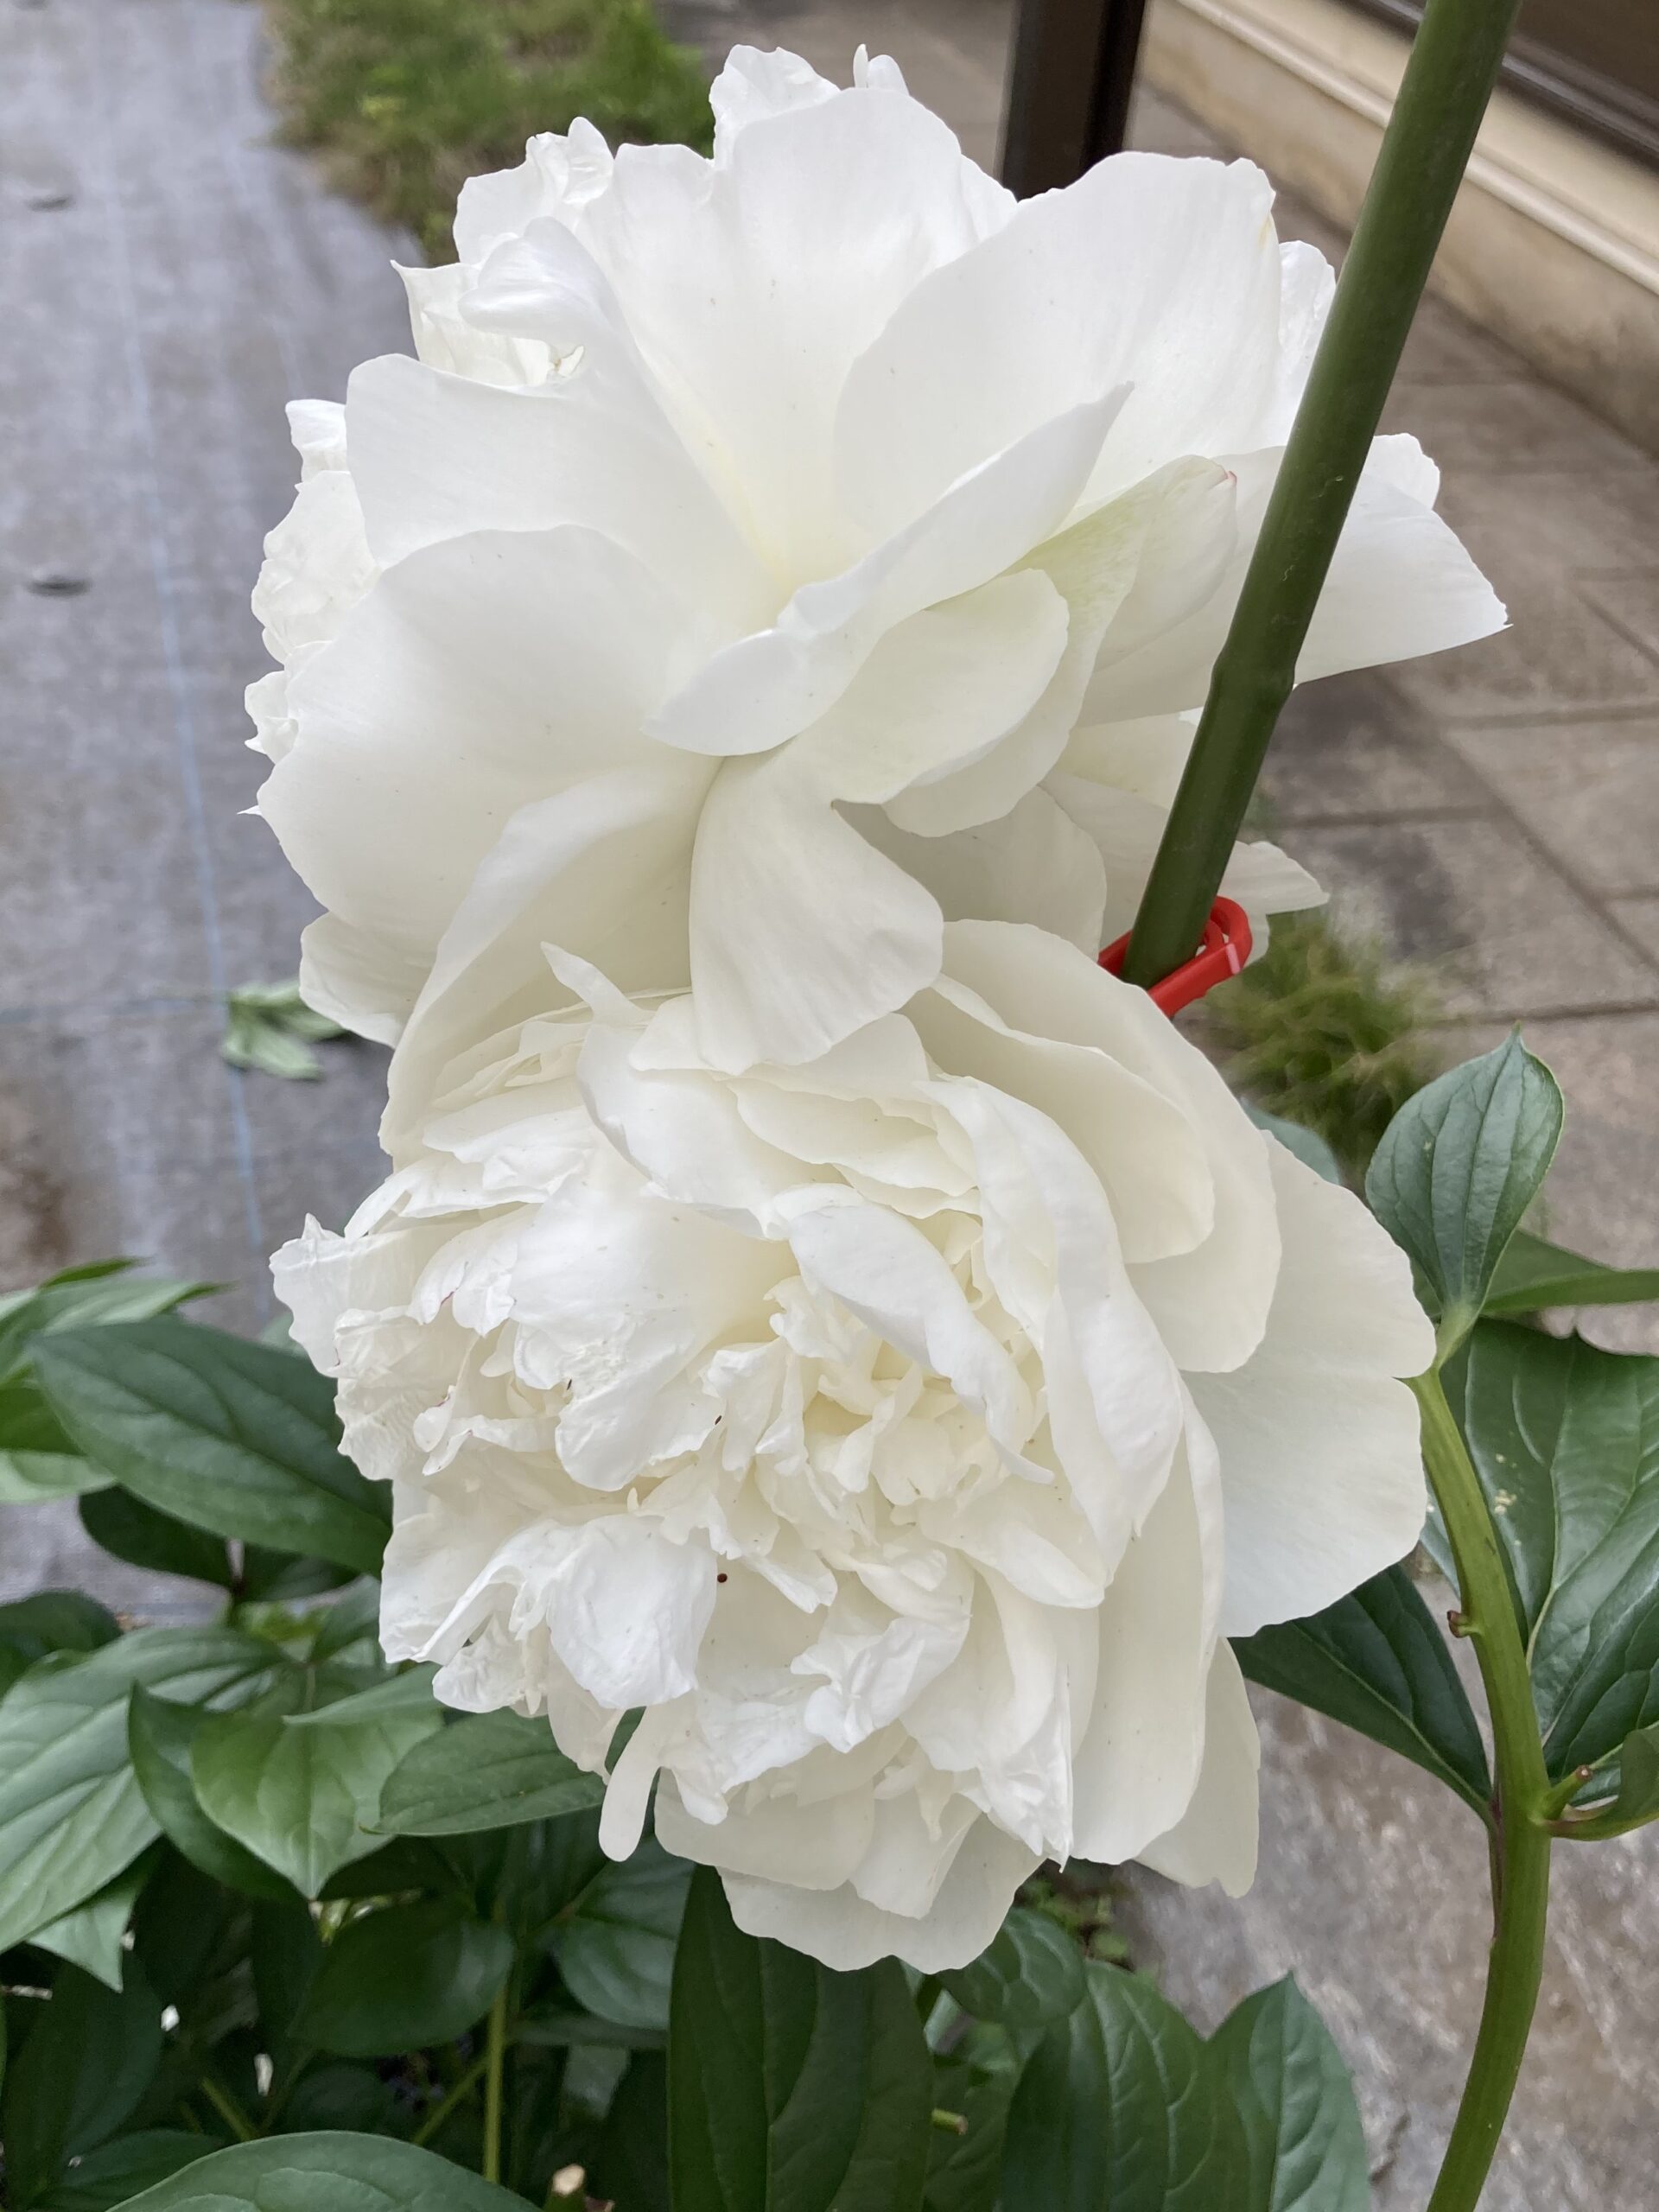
(2, 0, 1656, 2200)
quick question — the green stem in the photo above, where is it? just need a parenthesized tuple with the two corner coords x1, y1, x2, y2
(200, 2072, 257, 2145)
(1122, 0, 1523, 986)
(482, 1978, 510, 2186)
(411, 2050, 491, 2148)
(1413, 1372, 1553, 2212)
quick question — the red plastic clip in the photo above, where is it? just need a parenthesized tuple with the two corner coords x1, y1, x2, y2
(1097, 897, 1254, 1017)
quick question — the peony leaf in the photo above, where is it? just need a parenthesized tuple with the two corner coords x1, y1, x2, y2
(79, 1488, 236, 1589)
(1001, 1962, 1236, 2209)
(1001, 1964, 1368, 2210)
(1365, 1032, 1562, 1356)
(293, 1897, 513, 2056)
(1601, 1723, 1659, 1832)
(668, 1866, 933, 2212)
(128, 1688, 298, 1903)
(0, 1591, 119, 1667)
(939, 1905, 1087, 2036)
(376, 1707, 607, 1835)
(35, 1319, 390, 1575)
(1234, 1564, 1491, 1815)
(1243, 1103, 1344, 1185)
(924, 2029, 1022, 2212)
(1210, 1979, 1370, 2209)
(35, 2130, 221, 2212)
(0, 1628, 276, 1951)
(0, 1263, 217, 1384)
(93, 2133, 530, 2209)
(0, 1961, 163, 2209)
(551, 1837, 690, 2032)
(1446, 1321, 1659, 1789)
(190, 1688, 443, 1897)
(593, 2050, 671, 2212)
(1483, 1227, 1659, 1317)
(29, 1854, 156, 1992)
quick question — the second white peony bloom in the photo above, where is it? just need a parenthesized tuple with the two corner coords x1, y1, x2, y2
(249, 43, 1503, 1109)
(276, 924, 1433, 1970)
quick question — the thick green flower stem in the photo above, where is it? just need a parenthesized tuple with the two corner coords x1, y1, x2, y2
(1413, 1371, 1554, 2212)
(482, 1977, 511, 2184)
(1122, 0, 1524, 987)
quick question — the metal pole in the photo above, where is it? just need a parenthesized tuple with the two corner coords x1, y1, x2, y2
(1000, 0, 1153, 196)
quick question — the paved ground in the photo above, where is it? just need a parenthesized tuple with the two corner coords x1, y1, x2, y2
(2, 0, 1655, 2198)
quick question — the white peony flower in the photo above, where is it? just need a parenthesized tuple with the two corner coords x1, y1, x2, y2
(248, 44, 1503, 1103)
(274, 923, 1433, 1970)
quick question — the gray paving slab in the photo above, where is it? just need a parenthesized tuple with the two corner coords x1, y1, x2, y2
(0, 0, 406, 1597)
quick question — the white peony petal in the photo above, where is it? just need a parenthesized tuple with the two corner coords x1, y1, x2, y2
(577, 80, 1013, 582)
(1090, 435, 1507, 722)
(686, 572, 1069, 1070)
(1071, 1430, 1223, 1863)
(786, 1196, 1033, 1452)
(854, 786, 1108, 956)
(656, 1775, 876, 1893)
(721, 1811, 1041, 1972)
(346, 295, 766, 634)
(646, 393, 1122, 760)
(1136, 1639, 1261, 1894)
(384, 768, 702, 1147)
(537, 1519, 719, 1707)
(834, 154, 1286, 538)
(263, 526, 695, 1048)
(1192, 1140, 1432, 1637)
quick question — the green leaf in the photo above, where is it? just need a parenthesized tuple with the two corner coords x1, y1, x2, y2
(939, 1905, 1086, 2037)
(378, 1707, 607, 1836)
(1448, 1321, 1659, 1787)
(283, 1665, 436, 1729)
(37, 2131, 220, 2212)
(550, 1837, 690, 2032)
(0, 1592, 119, 1663)
(79, 1490, 235, 1589)
(128, 1689, 297, 1902)
(222, 980, 343, 1081)
(0, 1629, 276, 1950)
(29, 1855, 156, 1990)
(281, 2063, 400, 2134)
(1244, 1104, 1344, 1185)
(1365, 1033, 1562, 1353)
(1001, 1963, 1236, 2211)
(190, 1688, 443, 1896)
(1595, 1722, 1659, 1832)
(295, 1897, 513, 2056)
(515, 2006, 667, 2050)
(668, 1866, 933, 2212)
(1235, 1565, 1491, 1815)
(0, 1264, 214, 1382)
(38, 2132, 222, 2212)
(1, 1961, 162, 2208)
(250, 1894, 324, 2056)
(35, 1320, 389, 1575)
(1484, 1228, 1659, 1317)
(594, 2050, 671, 2212)
(308, 1580, 381, 1662)
(1211, 1980, 1370, 2209)
(924, 2030, 1021, 2212)
(95, 2133, 531, 2209)
(0, 1377, 111, 1502)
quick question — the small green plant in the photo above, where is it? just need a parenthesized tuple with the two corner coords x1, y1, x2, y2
(264, 0, 713, 260)
(1199, 912, 1440, 1176)
(222, 979, 344, 1081)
